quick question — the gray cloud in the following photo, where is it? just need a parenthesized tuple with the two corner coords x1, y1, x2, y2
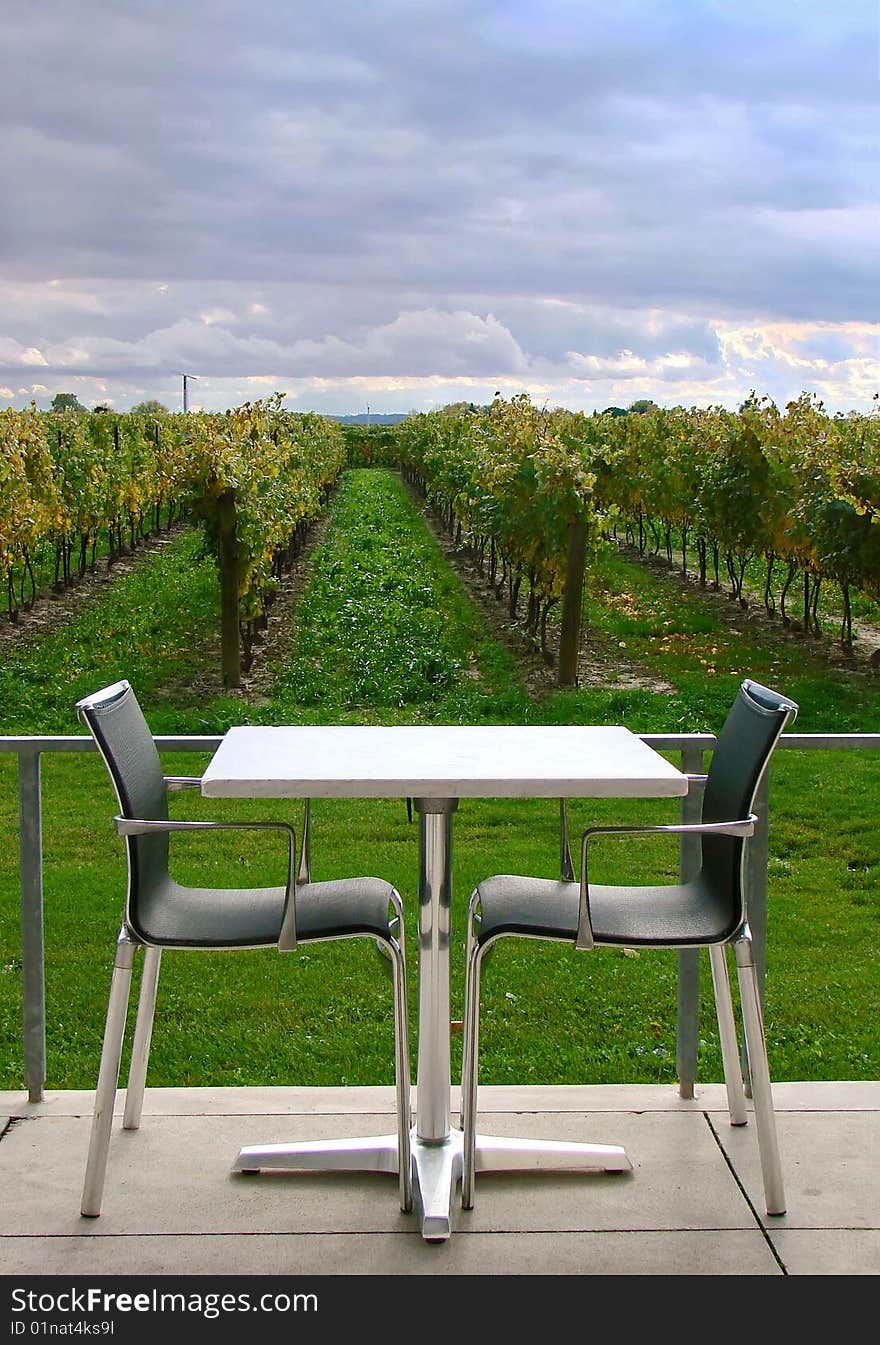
(0, 0, 877, 412)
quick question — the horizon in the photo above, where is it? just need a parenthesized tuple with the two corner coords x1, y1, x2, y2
(17, 390, 877, 420)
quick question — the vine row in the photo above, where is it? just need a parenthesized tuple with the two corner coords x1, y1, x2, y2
(392, 392, 880, 670)
(0, 396, 345, 684)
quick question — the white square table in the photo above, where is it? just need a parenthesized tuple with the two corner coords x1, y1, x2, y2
(201, 724, 688, 1241)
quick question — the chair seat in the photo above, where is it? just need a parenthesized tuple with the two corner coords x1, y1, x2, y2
(297, 877, 400, 942)
(134, 876, 399, 948)
(474, 874, 739, 948)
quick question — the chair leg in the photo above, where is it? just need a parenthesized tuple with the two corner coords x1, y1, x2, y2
(81, 929, 137, 1218)
(459, 903, 476, 1131)
(388, 892, 412, 1213)
(460, 901, 484, 1210)
(734, 935, 786, 1215)
(122, 946, 162, 1131)
(709, 944, 747, 1126)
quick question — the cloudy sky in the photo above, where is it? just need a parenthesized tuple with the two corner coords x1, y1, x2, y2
(1, 0, 877, 415)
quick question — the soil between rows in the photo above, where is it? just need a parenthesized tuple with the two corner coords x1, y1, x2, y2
(0, 524, 188, 652)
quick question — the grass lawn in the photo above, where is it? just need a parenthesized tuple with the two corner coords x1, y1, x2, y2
(1, 469, 878, 1092)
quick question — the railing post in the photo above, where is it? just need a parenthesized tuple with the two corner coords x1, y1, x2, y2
(676, 744, 704, 1098)
(18, 749, 46, 1102)
(742, 772, 771, 1093)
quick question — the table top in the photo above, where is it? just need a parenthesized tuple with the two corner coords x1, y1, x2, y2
(200, 724, 687, 800)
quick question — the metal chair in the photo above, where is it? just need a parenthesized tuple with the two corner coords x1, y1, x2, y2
(77, 680, 411, 1217)
(460, 679, 797, 1216)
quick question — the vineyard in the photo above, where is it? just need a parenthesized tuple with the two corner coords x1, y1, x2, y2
(0, 396, 345, 685)
(3, 390, 880, 694)
(394, 393, 880, 662)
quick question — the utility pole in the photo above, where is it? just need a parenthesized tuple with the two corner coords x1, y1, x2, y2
(180, 372, 198, 412)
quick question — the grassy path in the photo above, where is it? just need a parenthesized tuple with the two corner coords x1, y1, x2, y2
(269, 468, 530, 722)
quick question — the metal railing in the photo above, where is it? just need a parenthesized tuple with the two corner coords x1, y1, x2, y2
(2, 730, 878, 1102)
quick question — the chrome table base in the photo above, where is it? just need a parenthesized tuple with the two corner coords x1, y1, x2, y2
(235, 1133, 402, 1178)
(233, 1126, 631, 1242)
(233, 797, 633, 1241)
(415, 1129, 632, 1241)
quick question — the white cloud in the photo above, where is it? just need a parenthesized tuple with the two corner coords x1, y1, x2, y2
(0, 338, 49, 367)
(200, 308, 237, 327)
(0, 293, 875, 414)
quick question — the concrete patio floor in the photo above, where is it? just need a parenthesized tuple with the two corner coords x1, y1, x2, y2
(1, 1081, 878, 1277)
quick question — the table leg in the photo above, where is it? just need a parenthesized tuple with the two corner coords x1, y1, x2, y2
(414, 799, 456, 1141)
(410, 797, 459, 1239)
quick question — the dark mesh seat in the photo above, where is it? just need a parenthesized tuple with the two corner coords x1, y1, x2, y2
(130, 874, 399, 947)
(76, 680, 411, 1219)
(460, 679, 798, 1220)
(473, 872, 740, 948)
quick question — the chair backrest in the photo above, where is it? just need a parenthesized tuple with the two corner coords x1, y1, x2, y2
(699, 679, 797, 935)
(76, 680, 169, 939)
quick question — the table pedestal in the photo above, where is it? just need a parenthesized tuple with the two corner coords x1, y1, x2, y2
(233, 1126, 630, 1243)
(233, 796, 630, 1241)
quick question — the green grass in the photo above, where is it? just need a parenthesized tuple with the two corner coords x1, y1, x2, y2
(622, 528, 880, 638)
(2, 508, 179, 623)
(538, 542, 880, 734)
(0, 529, 222, 734)
(270, 469, 530, 722)
(1, 468, 879, 1092)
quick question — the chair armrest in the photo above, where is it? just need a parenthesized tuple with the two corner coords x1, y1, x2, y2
(113, 817, 299, 950)
(163, 777, 203, 791)
(297, 799, 311, 885)
(574, 815, 757, 952)
(560, 782, 708, 886)
(559, 799, 576, 882)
